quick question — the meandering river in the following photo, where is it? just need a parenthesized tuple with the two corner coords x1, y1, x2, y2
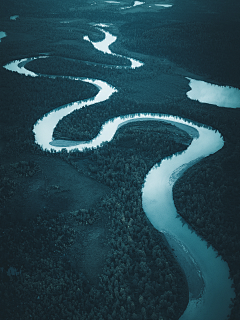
(3, 25, 236, 319)
(0, 31, 7, 42)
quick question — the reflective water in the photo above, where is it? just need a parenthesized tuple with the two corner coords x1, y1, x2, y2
(187, 77, 240, 108)
(133, 1, 145, 6)
(155, 4, 172, 7)
(142, 121, 234, 320)
(83, 26, 143, 68)
(3, 26, 235, 320)
(4, 57, 41, 77)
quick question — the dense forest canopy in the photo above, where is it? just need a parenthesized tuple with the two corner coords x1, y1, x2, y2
(0, 0, 240, 319)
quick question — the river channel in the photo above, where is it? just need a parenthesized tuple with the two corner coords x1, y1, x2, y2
(3, 25, 236, 319)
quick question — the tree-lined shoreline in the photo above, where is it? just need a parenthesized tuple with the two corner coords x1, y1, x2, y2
(1, 0, 240, 319)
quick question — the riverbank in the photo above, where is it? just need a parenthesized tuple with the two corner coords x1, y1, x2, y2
(1, 1, 240, 319)
(0, 121, 191, 319)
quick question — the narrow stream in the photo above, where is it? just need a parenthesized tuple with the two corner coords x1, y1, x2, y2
(83, 24, 143, 68)
(3, 25, 236, 319)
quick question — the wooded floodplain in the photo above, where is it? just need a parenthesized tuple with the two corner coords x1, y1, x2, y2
(0, 0, 240, 319)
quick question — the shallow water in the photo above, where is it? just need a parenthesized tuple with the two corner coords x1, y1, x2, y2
(142, 120, 234, 320)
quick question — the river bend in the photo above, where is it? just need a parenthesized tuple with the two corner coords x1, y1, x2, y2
(3, 25, 235, 320)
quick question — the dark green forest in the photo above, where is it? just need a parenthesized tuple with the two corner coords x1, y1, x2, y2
(0, 0, 240, 319)
(120, 20, 240, 86)
(1, 122, 191, 319)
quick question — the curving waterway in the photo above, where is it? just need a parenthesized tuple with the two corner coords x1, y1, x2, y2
(83, 24, 143, 68)
(3, 26, 236, 319)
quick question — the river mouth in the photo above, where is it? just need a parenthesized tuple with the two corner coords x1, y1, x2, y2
(3, 22, 236, 320)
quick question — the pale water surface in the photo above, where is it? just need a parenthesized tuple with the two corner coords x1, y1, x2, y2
(187, 77, 240, 108)
(83, 26, 143, 68)
(142, 122, 234, 320)
(3, 27, 235, 320)
(121, 1, 145, 9)
(0, 31, 7, 42)
(155, 4, 172, 7)
(10, 15, 19, 20)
